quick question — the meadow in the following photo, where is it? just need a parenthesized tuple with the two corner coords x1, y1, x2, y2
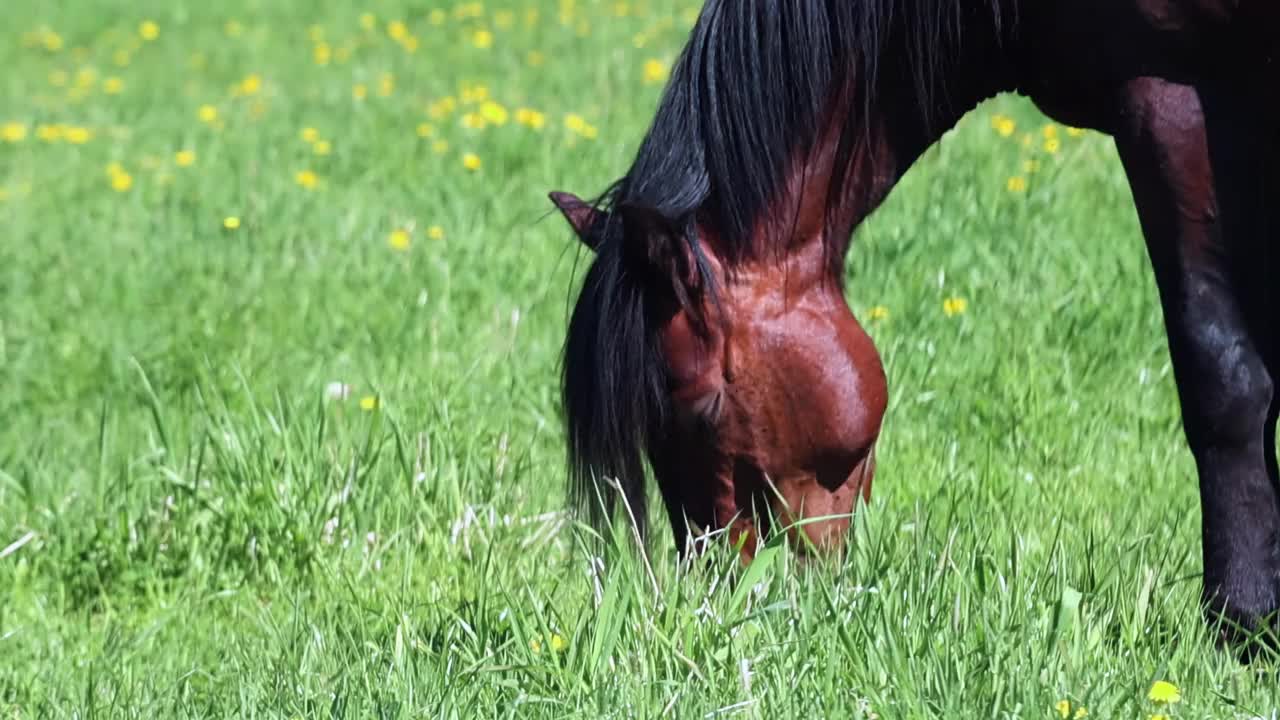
(2, 0, 1278, 717)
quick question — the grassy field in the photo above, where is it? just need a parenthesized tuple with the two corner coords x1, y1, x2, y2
(2, 0, 1277, 717)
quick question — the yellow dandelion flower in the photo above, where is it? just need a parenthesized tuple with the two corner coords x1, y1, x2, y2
(223, 215, 241, 230)
(432, 139, 449, 154)
(527, 50, 545, 67)
(139, 21, 160, 41)
(225, 20, 244, 37)
(990, 114, 1016, 138)
(400, 36, 419, 52)
(301, 127, 320, 143)
(64, 126, 91, 144)
(313, 42, 332, 65)
(461, 112, 486, 130)
(295, 170, 319, 189)
(388, 229, 411, 250)
(1, 122, 28, 142)
(1042, 123, 1059, 140)
(359, 13, 377, 31)
(359, 395, 379, 411)
(49, 70, 69, 87)
(1044, 137, 1061, 154)
(429, 9, 446, 25)
(480, 101, 508, 125)
(387, 20, 408, 40)
(416, 122, 435, 138)
(36, 124, 65, 142)
(1055, 700, 1087, 719)
(1006, 175, 1028, 193)
(643, 58, 669, 84)
(110, 171, 133, 192)
(353, 83, 368, 100)
(74, 68, 97, 89)
(198, 104, 218, 123)
(472, 29, 493, 49)
(530, 636, 542, 653)
(515, 108, 546, 130)
(564, 113, 587, 133)
(103, 76, 124, 94)
(239, 74, 262, 95)
(175, 150, 196, 167)
(427, 225, 445, 240)
(549, 633, 567, 652)
(462, 153, 482, 171)
(42, 31, 64, 52)
(868, 305, 889, 321)
(943, 297, 968, 317)
(582, 124, 599, 139)
(1149, 715, 1169, 720)
(1147, 681, 1180, 705)
(1066, 126, 1086, 138)
(378, 74, 395, 97)
(313, 140, 331, 156)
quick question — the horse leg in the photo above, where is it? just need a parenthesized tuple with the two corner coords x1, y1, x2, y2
(1114, 77, 1280, 647)
(1196, 78, 1280, 647)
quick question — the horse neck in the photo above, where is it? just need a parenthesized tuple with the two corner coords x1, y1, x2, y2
(715, 8, 1017, 294)
(815, 12, 1017, 264)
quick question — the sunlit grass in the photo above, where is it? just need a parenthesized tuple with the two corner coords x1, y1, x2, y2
(2, 1, 1276, 717)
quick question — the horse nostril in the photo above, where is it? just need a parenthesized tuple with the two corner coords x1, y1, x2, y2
(813, 444, 874, 492)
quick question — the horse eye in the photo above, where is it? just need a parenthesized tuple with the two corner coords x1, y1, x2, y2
(675, 387, 724, 428)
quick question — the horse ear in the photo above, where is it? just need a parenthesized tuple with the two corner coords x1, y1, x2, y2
(618, 203, 700, 292)
(549, 191, 604, 250)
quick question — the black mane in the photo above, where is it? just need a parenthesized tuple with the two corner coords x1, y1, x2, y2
(563, 0, 1003, 544)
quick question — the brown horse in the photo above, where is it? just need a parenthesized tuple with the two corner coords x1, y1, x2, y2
(551, 0, 1280, 647)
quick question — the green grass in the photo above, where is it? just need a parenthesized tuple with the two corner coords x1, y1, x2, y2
(2, 1, 1276, 717)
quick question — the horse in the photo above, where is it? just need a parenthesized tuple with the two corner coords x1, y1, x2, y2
(549, 0, 1280, 647)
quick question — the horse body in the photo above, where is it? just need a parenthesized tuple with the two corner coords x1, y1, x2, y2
(552, 0, 1280, 648)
